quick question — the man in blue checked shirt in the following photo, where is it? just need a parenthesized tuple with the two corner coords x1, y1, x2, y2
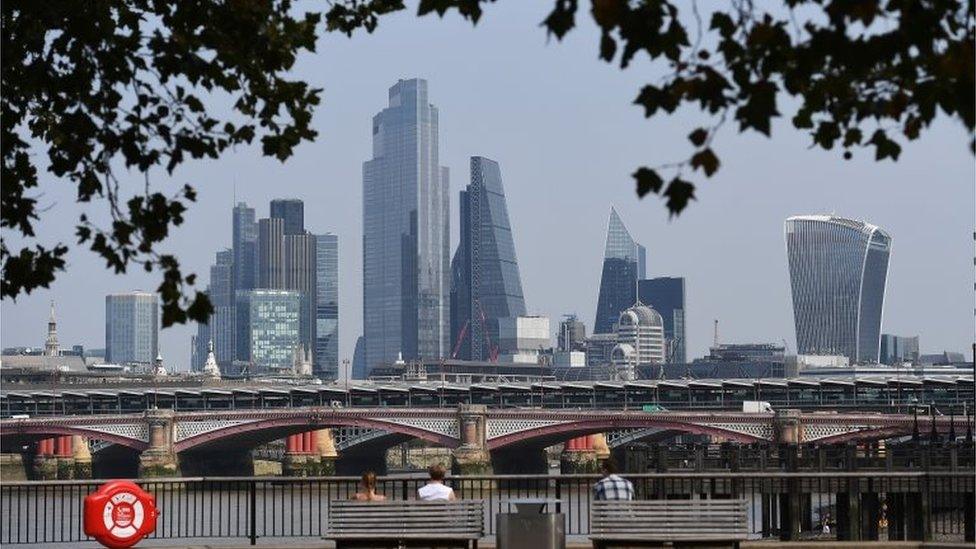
(592, 459, 634, 500)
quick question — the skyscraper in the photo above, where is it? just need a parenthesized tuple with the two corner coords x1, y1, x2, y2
(638, 277, 686, 363)
(450, 156, 526, 360)
(785, 215, 891, 364)
(105, 292, 158, 364)
(232, 202, 258, 296)
(270, 198, 305, 236)
(258, 217, 285, 289)
(315, 233, 339, 380)
(363, 78, 450, 369)
(194, 249, 236, 372)
(593, 207, 646, 334)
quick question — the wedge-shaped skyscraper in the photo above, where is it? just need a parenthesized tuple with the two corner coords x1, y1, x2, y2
(450, 157, 526, 360)
(363, 79, 450, 371)
(785, 215, 891, 364)
(593, 208, 646, 334)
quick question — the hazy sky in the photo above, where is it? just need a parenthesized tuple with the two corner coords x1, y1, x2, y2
(3, 3, 974, 370)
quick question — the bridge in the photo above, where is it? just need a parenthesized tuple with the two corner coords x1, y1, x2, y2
(0, 405, 960, 478)
(2, 375, 972, 419)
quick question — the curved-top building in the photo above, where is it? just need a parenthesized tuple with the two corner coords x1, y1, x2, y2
(785, 215, 892, 364)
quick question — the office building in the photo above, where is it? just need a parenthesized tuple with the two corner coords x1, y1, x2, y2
(232, 202, 258, 297)
(880, 334, 920, 365)
(450, 156, 526, 361)
(270, 198, 305, 236)
(558, 315, 587, 352)
(193, 249, 236, 372)
(586, 333, 618, 367)
(283, 232, 317, 369)
(105, 292, 158, 365)
(235, 289, 301, 372)
(638, 277, 686, 363)
(496, 316, 550, 364)
(706, 343, 786, 363)
(352, 336, 366, 380)
(610, 304, 665, 380)
(258, 217, 285, 289)
(315, 233, 339, 380)
(363, 78, 450, 370)
(594, 207, 645, 334)
(785, 215, 891, 364)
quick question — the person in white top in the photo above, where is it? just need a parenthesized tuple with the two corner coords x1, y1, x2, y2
(417, 463, 456, 501)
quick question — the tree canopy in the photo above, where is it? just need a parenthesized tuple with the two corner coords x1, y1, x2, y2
(3, 0, 973, 327)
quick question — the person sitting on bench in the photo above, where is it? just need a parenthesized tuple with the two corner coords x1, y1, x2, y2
(418, 463, 456, 501)
(352, 471, 387, 501)
(592, 459, 634, 501)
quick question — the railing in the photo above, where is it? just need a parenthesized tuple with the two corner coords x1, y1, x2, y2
(1, 471, 972, 545)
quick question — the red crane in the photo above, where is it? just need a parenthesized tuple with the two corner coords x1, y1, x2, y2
(450, 300, 498, 362)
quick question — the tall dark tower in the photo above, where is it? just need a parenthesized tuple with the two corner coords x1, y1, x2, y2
(450, 156, 526, 360)
(593, 207, 646, 334)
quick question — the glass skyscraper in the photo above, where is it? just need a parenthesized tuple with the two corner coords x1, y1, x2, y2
(593, 207, 646, 334)
(232, 202, 257, 296)
(270, 198, 305, 236)
(450, 156, 527, 360)
(235, 289, 301, 372)
(785, 215, 891, 364)
(315, 233, 339, 380)
(363, 78, 450, 370)
(105, 292, 158, 364)
(638, 276, 686, 363)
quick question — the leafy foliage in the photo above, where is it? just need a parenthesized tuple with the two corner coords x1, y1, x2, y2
(2, 0, 321, 325)
(327, 0, 974, 215)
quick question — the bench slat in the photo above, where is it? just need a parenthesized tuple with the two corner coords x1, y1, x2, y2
(325, 500, 485, 541)
(590, 499, 749, 543)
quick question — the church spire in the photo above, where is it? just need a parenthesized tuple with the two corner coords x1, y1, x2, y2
(44, 301, 59, 357)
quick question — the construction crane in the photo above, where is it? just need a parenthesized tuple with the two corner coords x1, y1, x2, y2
(451, 320, 470, 359)
(449, 299, 498, 362)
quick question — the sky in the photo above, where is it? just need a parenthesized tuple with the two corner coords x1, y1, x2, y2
(2, 3, 974, 372)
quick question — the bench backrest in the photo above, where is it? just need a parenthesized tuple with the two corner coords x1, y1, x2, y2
(591, 499, 749, 538)
(326, 500, 485, 537)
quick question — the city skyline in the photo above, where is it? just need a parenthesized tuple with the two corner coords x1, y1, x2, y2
(1, 2, 971, 368)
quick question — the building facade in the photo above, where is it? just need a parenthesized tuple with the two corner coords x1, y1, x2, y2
(450, 156, 526, 361)
(558, 315, 587, 352)
(880, 334, 920, 365)
(235, 289, 301, 373)
(638, 277, 686, 363)
(270, 198, 305, 236)
(194, 249, 236, 372)
(363, 78, 450, 370)
(611, 304, 665, 380)
(785, 215, 891, 364)
(105, 292, 158, 365)
(232, 202, 258, 299)
(496, 316, 550, 364)
(594, 207, 645, 334)
(315, 233, 339, 380)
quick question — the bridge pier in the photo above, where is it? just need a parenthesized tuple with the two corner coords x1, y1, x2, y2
(139, 409, 180, 477)
(0, 453, 27, 480)
(73, 436, 92, 479)
(452, 405, 492, 475)
(34, 438, 59, 480)
(560, 436, 599, 474)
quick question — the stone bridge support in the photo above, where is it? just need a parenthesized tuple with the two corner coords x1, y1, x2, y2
(283, 429, 337, 476)
(139, 409, 179, 477)
(560, 436, 599, 474)
(452, 405, 492, 475)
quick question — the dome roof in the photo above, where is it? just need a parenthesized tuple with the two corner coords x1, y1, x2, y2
(619, 304, 663, 327)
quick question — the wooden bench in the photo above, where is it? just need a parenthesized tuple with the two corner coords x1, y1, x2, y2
(590, 499, 749, 548)
(324, 499, 485, 548)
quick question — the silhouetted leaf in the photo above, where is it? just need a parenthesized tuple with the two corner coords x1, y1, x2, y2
(690, 148, 720, 177)
(633, 167, 664, 197)
(663, 177, 696, 216)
